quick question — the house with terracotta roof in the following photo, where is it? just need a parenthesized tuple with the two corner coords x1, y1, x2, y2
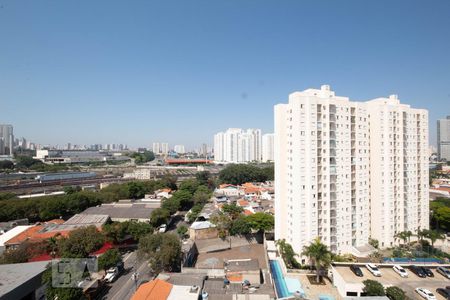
(215, 184, 241, 197)
(131, 278, 201, 300)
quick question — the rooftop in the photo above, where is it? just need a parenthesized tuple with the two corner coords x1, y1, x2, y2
(131, 279, 172, 300)
(196, 243, 267, 269)
(82, 202, 159, 220)
(0, 226, 33, 247)
(158, 272, 206, 287)
(0, 261, 48, 298)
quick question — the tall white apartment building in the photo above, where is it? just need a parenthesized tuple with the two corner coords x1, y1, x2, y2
(262, 133, 275, 162)
(274, 85, 428, 254)
(152, 142, 169, 155)
(367, 96, 429, 248)
(437, 116, 450, 161)
(213, 128, 262, 163)
(0, 124, 14, 155)
(174, 145, 186, 154)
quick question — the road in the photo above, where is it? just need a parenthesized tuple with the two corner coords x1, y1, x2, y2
(101, 251, 152, 300)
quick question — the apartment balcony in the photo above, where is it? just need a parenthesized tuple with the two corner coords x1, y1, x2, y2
(330, 132, 336, 140)
(330, 105, 337, 114)
(330, 184, 336, 192)
(329, 149, 336, 157)
(330, 211, 337, 218)
(351, 116, 356, 124)
(330, 123, 336, 131)
(329, 115, 336, 123)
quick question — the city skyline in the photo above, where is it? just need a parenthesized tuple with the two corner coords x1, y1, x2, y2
(1, 1, 450, 147)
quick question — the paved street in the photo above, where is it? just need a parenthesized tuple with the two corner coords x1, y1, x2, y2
(101, 251, 152, 300)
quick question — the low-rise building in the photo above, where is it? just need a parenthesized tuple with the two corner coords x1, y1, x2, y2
(0, 261, 48, 300)
(81, 201, 160, 223)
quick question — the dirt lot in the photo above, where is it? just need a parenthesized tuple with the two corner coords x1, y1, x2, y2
(335, 265, 450, 300)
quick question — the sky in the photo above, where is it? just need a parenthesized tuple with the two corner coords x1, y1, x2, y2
(1, 0, 450, 149)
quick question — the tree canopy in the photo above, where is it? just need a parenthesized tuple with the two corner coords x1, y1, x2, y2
(385, 286, 406, 300)
(218, 164, 274, 185)
(302, 237, 331, 283)
(138, 233, 181, 273)
(130, 151, 155, 164)
(58, 226, 105, 258)
(362, 280, 386, 296)
(98, 248, 122, 271)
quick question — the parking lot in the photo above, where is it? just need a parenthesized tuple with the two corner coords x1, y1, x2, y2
(334, 265, 450, 300)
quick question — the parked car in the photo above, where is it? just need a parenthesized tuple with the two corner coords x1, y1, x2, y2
(410, 265, 426, 278)
(350, 265, 363, 277)
(415, 288, 436, 300)
(393, 265, 408, 278)
(438, 267, 450, 279)
(158, 224, 167, 233)
(366, 263, 381, 277)
(436, 288, 450, 300)
(104, 267, 119, 283)
(420, 267, 434, 277)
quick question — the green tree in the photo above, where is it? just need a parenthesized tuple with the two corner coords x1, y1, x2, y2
(186, 204, 204, 223)
(127, 182, 146, 199)
(246, 212, 274, 232)
(362, 279, 386, 296)
(138, 233, 181, 273)
(58, 226, 105, 258)
(171, 190, 194, 210)
(0, 243, 30, 264)
(177, 225, 188, 237)
(276, 239, 301, 268)
(98, 248, 122, 270)
(395, 231, 412, 245)
(150, 208, 170, 228)
(126, 221, 153, 241)
(196, 171, 215, 189)
(222, 203, 244, 220)
(302, 237, 331, 283)
(423, 229, 445, 249)
(210, 212, 233, 239)
(218, 164, 273, 185)
(369, 238, 379, 249)
(0, 160, 14, 170)
(179, 179, 199, 195)
(386, 286, 406, 300)
(161, 198, 180, 214)
(42, 267, 86, 300)
(103, 222, 127, 243)
(230, 216, 252, 236)
(193, 185, 211, 204)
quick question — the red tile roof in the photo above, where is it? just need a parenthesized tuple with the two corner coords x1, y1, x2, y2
(131, 279, 173, 300)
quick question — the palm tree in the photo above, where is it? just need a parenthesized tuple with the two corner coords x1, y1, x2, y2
(416, 228, 426, 243)
(302, 237, 331, 283)
(424, 229, 445, 250)
(395, 231, 413, 246)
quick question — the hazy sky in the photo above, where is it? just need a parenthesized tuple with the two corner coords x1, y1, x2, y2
(1, 0, 450, 149)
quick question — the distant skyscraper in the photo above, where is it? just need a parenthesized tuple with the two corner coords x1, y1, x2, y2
(437, 116, 450, 161)
(262, 133, 274, 162)
(174, 145, 186, 154)
(152, 142, 169, 155)
(200, 143, 208, 157)
(0, 124, 14, 155)
(275, 85, 428, 255)
(214, 128, 262, 163)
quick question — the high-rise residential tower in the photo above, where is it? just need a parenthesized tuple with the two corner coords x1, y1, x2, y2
(262, 133, 275, 162)
(174, 145, 186, 154)
(213, 128, 262, 163)
(0, 124, 14, 155)
(437, 116, 450, 161)
(274, 85, 428, 255)
(152, 142, 169, 155)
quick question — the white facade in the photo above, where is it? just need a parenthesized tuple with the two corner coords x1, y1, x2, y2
(152, 142, 169, 155)
(174, 145, 186, 154)
(213, 128, 262, 163)
(437, 116, 450, 161)
(367, 95, 429, 248)
(274, 85, 428, 254)
(262, 133, 275, 162)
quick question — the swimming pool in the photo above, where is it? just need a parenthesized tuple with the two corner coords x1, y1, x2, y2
(269, 260, 306, 298)
(270, 260, 290, 298)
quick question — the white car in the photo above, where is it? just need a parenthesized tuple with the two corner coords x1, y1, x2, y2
(366, 263, 382, 277)
(104, 267, 119, 283)
(158, 224, 167, 233)
(393, 265, 408, 278)
(415, 288, 436, 300)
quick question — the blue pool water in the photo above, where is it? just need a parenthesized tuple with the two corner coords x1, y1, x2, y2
(269, 260, 305, 298)
(270, 260, 290, 298)
(319, 295, 336, 300)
